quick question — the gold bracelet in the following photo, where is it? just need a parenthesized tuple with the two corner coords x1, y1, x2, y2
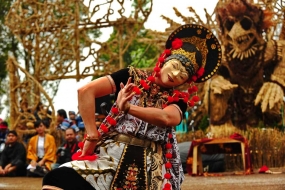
(85, 134, 100, 142)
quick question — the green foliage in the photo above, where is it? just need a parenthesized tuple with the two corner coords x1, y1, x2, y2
(198, 115, 209, 132)
(0, 1, 11, 80)
(128, 32, 159, 68)
(0, 0, 18, 92)
(101, 27, 159, 69)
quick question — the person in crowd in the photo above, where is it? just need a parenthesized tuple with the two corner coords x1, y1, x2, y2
(56, 109, 68, 130)
(57, 109, 79, 132)
(51, 128, 80, 170)
(27, 120, 57, 177)
(75, 113, 85, 132)
(0, 120, 9, 156)
(34, 102, 52, 127)
(68, 111, 77, 125)
(61, 118, 80, 133)
(0, 130, 27, 177)
(42, 24, 221, 190)
(55, 109, 80, 145)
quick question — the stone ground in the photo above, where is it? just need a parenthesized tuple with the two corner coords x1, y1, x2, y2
(0, 172, 285, 190)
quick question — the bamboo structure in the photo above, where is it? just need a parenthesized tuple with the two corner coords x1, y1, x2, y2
(4, 0, 153, 142)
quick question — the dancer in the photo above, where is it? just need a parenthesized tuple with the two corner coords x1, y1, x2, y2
(42, 24, 221, 190)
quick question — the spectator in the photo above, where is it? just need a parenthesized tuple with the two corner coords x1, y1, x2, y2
(0, 120, 8, 156)
(57, 109, 79, 131)
(75, 113, 85, 132)
(27, 120, 57, 177)
(52, 128, 80, 170)
(68, 111, 77, 125)
(56, 109, 68, 130)
(0, 130, 26, 177)
(34, 102, 52, 127)
(57, 109, 79, 133)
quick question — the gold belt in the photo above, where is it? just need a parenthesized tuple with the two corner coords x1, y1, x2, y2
(113, 133, 151, 148)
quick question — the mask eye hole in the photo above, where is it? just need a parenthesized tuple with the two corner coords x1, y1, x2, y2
(240, 16, 252, 30)
(224, 19, 235, 31)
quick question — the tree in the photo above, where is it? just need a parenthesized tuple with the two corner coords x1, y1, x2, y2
(0, 0, 20, 116)
(97, 0, 159, 75)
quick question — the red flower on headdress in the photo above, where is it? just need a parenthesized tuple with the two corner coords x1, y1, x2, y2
(172, 38, 183, 49)
(154, 66, 161, 72)
(196, 67, 205, 78)
(164, 49, 171, 55)
(191, 75, 197, 82)
(158, 56, 165, 63)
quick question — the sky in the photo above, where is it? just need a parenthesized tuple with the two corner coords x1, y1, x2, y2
(0, 0, 218, 119)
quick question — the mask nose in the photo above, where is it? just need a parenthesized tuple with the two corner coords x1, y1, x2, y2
(172, 70, 180, 77)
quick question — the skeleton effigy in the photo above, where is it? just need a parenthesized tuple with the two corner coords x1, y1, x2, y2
(203, 0, 285, 133)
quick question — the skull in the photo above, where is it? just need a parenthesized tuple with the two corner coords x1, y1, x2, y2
(223, 16, 260, 59)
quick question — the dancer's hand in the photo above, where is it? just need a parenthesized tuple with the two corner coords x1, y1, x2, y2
(117, 77, 134, 113)
(80, 140, 97, 157)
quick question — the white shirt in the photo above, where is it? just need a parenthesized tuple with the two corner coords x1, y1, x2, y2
(37, 136, 45, 159)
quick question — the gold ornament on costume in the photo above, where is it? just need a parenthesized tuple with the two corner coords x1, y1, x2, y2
(166, 24, 222, 83)
(171, 48, 199, 72)
(181, 36, 208, 68)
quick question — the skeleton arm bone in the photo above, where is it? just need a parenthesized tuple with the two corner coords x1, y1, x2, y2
(204, 76, 238, 123)
(269, 40, 285, 88)
(254, 82, 284, 113)
(210, 75, 238, 94)
(255, 40, 285, 113)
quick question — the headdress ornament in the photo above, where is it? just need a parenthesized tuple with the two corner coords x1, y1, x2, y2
(165, 24, 222, 82)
